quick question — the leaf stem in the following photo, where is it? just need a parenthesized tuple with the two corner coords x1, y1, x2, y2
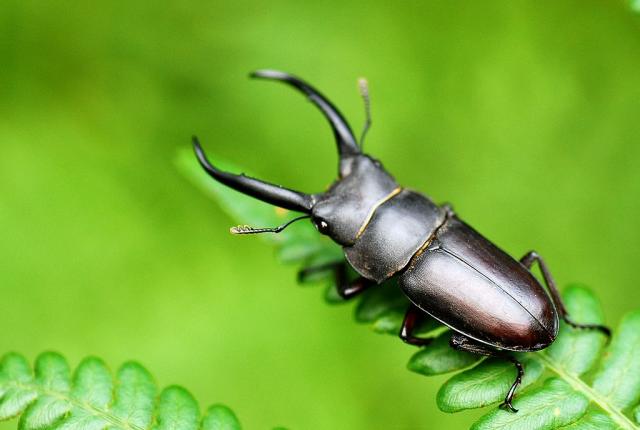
(535, 353, 638, 430)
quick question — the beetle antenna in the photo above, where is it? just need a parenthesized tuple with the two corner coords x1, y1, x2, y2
(358, 78, 371, 148)
(230, 215, 310, 235)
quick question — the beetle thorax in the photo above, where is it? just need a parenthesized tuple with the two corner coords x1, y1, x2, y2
(311, 155, 399, 246)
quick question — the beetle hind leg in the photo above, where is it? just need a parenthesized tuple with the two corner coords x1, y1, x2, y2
(520, 251, 611, 338)
(562, 315, 611, 337)
(450, 333, 523, 413)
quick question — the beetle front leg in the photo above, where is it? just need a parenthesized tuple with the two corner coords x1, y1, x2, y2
(399, 305, 433, 347)
(450, 333, 523, 413)
(298, 261, 374, 299)
(520, 251, 611, 338)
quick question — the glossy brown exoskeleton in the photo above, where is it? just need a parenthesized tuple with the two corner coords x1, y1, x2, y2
(193, 70, 610, 412)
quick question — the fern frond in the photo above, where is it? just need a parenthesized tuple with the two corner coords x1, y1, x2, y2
(0, 352, 244, 430)
(178, 150, 640, 429)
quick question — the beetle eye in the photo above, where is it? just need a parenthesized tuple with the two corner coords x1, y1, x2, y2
(314, 219, 330, 234)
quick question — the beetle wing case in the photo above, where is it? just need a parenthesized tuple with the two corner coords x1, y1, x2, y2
(399, 216, 559, 352)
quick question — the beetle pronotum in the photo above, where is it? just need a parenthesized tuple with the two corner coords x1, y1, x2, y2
(193, 70, 610, 412)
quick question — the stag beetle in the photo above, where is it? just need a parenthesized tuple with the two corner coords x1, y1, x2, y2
(192, 70, 610, 412)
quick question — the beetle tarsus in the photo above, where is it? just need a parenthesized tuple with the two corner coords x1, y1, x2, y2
(499, 400, 519, 413)
(499, 356, 524, 413)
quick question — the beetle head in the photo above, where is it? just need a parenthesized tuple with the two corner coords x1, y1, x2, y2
(310, 154, 397, 245)
(194, 70, 398, 246)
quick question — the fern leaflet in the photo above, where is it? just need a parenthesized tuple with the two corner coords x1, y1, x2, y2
(0, 352, 244, 430)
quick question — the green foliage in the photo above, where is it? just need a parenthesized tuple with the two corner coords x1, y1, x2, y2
(472, 378, 589, 430)
(407, 333, 480, 377)
(179, 150, 640, 429)
(437, 357, 544, 413)
(0, 352, 244, 430)
(591, 312, 640, 410)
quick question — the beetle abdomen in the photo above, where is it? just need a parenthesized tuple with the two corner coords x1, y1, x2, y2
(399, 216, 559, 351)
(344, 190, 445, 283)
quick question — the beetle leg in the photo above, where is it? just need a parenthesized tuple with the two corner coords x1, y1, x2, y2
(329, 262, 374, 299)
(298, 261, 374, 299)
(520, 251, 611, 338)
(500, 356, 524, 413)
(450, 333, 523, 413)
(399, 305, 433, 347)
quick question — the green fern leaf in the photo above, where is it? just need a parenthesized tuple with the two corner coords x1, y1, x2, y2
(354, 281, 408, 323)
(0, 352, 246, 430)
(111, 362, 157, 428)
(543, 285, 607, 376)
(0, 354, 37, 421)
(437, 356, 544, 413)
(557, 411, 617, 429)
(591, 311, 640, 409)
(201, 405, 241, 430)
(471, 378, 589, 430)
(179, 151, 640, 429)
(19, 352, 71, 430)
(407, 332, 480, 377)
(372, 309, 444, 337)
(155, 387, 199, 430)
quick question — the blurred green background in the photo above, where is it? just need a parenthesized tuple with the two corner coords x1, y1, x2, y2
(1, 1, 640, 428)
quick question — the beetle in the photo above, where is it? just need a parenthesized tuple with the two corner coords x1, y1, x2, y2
(192, 69, 611, 412)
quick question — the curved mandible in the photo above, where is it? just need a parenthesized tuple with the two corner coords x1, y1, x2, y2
(250, 70, 361, 170)
(193, 136, 315, 213)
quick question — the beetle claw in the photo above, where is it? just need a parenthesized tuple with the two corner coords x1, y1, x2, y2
(499, 401, 518, 413)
